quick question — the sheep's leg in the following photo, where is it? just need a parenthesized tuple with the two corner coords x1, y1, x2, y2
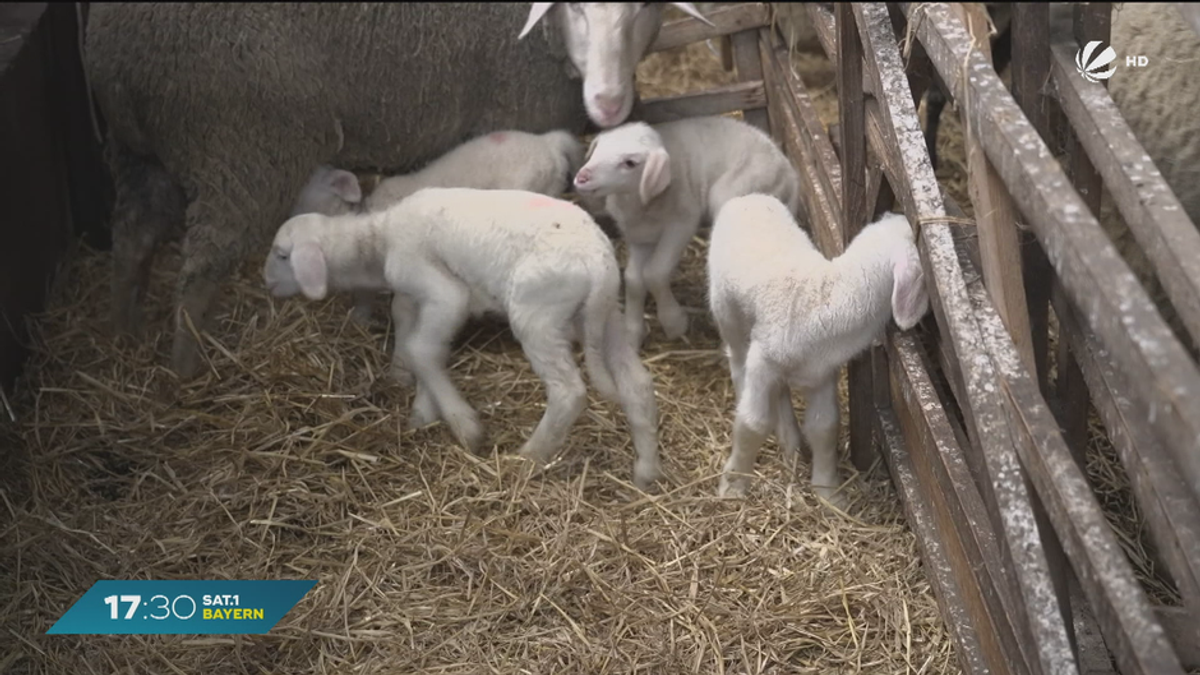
(804, 378, 845, 508)
(642, 221, 695, 341)
(171, 195, 248, 380)
(399, 282, 482, 452)
(624, 243, 653, 348)
(350, 290, 377, 325)
(719, 346, 779, 498)
(601, 309, 662, 489)
(387, 292, 418, 388)
(511, 317, 588, 466)
(108, 146, 186, 336)
(924, 84, 948, 173)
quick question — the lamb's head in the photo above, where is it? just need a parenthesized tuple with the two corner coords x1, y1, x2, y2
(264, 214, 331, 302)
(519, 3, 712, 128)
(573, 122, 671, 205)
(870, 213, 929, 331)
(290, 165, 363, 218)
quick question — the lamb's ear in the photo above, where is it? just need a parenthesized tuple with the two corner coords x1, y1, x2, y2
(328, 169, 362, 204)
(519, 3, 557, 40)
(639, 148, 672, 205)
(669, 3, 716, 27)
(891, 247, 929, 331)
(292, 241, 329, 301)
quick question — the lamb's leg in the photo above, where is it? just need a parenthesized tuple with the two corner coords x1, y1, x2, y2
(387, 292, 418, 388)
(728, 336, 801, 464)
(624, 243, 653, 348)
(399, 281, 482, 451)
(719, 346, 779, 498)
(642, 219, 697, 341)
(600, 308, 662, 490)
(804, 378, 845, 508)
(775, 385, 804, 463)
(511, 316, 588, 466)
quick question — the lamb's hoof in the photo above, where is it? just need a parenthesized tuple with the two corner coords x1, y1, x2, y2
(815, 484, 848, 510)
(633, 458, 664, 491)
(660, 309, 688, 341)
(516, 439, 556, 467)
(408, 393, 439, 430)
(717, 474, 749, 498)
(446, 412, 485, 453)
(389, 364, 416, 388)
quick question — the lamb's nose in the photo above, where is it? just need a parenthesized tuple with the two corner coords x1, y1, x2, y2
(574, 168, 593, 186)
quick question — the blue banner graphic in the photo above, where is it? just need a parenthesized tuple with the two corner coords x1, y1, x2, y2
(46, 580, 317, 635)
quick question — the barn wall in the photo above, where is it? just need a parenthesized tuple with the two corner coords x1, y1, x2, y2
(0, 2, 112, 397)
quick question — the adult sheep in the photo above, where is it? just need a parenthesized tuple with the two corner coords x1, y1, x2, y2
(86, 2, 709, 380)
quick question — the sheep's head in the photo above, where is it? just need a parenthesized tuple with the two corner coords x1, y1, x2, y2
(290, 165, 363, 218)
(573, 122, 671, 205)
(264, 214, 330, 302)
(518, 3, 712, 129)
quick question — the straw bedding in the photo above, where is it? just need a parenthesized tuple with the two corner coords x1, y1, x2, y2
(0, 37, 956, 675)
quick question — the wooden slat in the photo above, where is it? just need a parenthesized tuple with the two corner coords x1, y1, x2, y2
(759, 28, 843, 253)
(649, 2, 771, 54)
(836, 3, 875, 472)
(958, 229, 1186, 675)
(1052, 285, 1200, 620)
(850, 6, 1077, 674)
(900, 0, 1200, 515)
(730, 29, 770, 132)
(638, 80, 765, 124)
(1010, 2, 1055, 394)
(951, 3, 1036, 375)
(888, 331, 1027, 675)
(876, 395, 997, 675)
(1047, 41, 1200, 347)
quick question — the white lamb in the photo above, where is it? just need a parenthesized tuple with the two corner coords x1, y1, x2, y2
(572, 115, 802, 348)
(263, 187, 663, 489)
(288, 128, 588, 379)
(707, 195, 929, 507)
(291, 129, 586, 218)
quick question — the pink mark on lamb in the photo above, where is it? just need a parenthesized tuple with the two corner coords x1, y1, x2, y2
(526, 194, 559, 210)
(489, 132, 507, 144)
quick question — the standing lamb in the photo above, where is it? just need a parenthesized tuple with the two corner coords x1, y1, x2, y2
(573, 116, 802, 348)
(707, 196, 929, 507)
(288, 128, 588, 384)
(262, 188, 663, 490)
(86, 2, 709, 380)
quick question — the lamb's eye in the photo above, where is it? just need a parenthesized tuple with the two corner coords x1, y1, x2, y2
(621, 159, 639, 169)
(277, 251, 289, 261)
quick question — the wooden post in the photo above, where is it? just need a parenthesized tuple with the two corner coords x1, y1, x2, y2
(836, 2, 874, 472)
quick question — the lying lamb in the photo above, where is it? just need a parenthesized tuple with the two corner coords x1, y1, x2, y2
(289, 129, 587, 330)
(573, 115, 801, 348)
(263, 187, 663, 489)
(707, 196, 929, 507)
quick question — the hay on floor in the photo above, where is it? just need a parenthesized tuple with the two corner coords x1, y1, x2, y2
(0, 33, 956, 674)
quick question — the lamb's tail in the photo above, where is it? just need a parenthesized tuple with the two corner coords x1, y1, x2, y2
(580, 267, 620, 402)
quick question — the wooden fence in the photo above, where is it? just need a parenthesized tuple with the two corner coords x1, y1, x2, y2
(645, 3, 1200, 673)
